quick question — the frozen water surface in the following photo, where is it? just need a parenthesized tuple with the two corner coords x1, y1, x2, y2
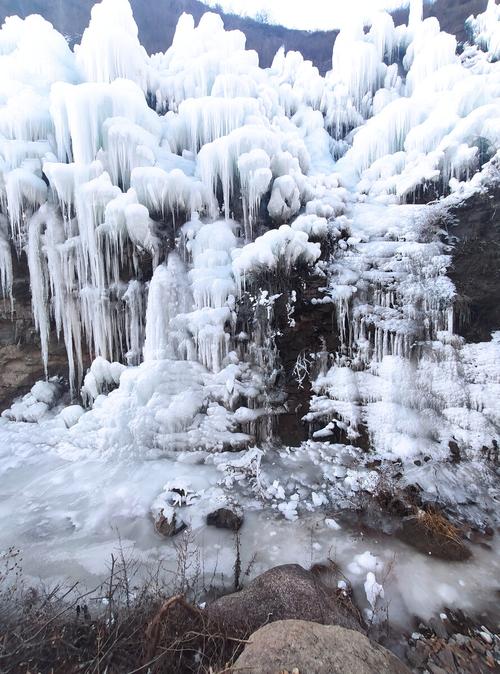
(1, 417, 499, 629)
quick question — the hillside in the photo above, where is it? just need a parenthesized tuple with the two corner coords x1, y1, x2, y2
(0, 0, 489, 73)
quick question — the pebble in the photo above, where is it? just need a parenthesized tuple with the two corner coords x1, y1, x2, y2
(406, 616, 499, 674)
(479, 630, 493, 644)
(469, 637, 487, 654)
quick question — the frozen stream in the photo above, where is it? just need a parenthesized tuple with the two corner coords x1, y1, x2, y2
(1, 416, 499, 632)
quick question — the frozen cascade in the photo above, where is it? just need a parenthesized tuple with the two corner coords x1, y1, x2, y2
(74, 0, 149, 90)
(0, 0, 498, 552)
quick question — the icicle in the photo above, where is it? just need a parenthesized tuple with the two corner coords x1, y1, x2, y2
(237, 149, 272, 240)
(27, 206, 51, 376)
(6, 169, 47, 245)
(123, 280, 145, 365)
(0, 214, 13, 301)
(75, 0, 149, 91)
(143, 254, 194, 362)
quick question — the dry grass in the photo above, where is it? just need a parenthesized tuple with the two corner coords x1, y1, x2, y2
(417, 507, 464, 546)
(0, 534, 252, 674)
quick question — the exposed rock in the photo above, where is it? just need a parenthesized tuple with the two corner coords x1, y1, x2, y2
(428, 664, 448, 674)
(206, 507, 243, 532)
(405, 611, 500, 674)
(153, 509, 187, 537)
(429, 616, 450, 640)
(449, 184, 500, 343)
(448, 439, 461, 464)
(207, 564, 364, 637)
(407, 639, 432, 668)
(397, 512, 472, 561)
(0, 258, 73, 410)
(231, 620, 411, 674)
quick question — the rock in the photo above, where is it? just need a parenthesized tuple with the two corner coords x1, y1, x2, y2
(207, 564, 364, 637)
(0, 283, 69, 410)
(428, 664, 448, 674)
(397, 513, 472, 561)
(430, 616, 450, 639)
(449, 439, 461, 463)
(407, 639, 431, 668)
(154, 509, 187, 537)
(231, 620, 412, 674)
(206, 507, 243, 532)
(448, 184, 500, 343)
(436, 645, 457, 671)
(469, 637, 487, 654)
(485, 653, 496, 668)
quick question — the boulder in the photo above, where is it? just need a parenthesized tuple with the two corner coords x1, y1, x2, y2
(207, 564, 364, 636)
(206, 507, 243, 532)
(153, 509, 187, 537)
(231, 619, 412, 674)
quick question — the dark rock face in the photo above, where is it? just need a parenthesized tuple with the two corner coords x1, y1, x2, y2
(274, 274, 339, 447)
(207, 563, 365, 637)
(231, 620, 412, 674)
(0, 255, 68, 411)
(448, 184, 500, 343)
(206, 507, 243, 532)
(423, 0, 487, 44)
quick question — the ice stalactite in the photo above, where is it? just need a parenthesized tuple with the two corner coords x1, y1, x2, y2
(75, 0, 149, 91)
(0, 214, 13, 300)
(167, 97, 262, 155)
(50, 79, 160, 165)
(26, 206, 51, 376)
(466, 0, 500, 61)
(237, 149, 272, 240)
(143, 253, 194, 363)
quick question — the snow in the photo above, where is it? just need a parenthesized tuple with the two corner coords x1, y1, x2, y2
(232, 225, 321, 286)
(364, 571, 384, 610)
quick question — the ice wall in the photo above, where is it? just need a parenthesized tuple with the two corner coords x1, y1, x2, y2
(0, 0, 499, 463)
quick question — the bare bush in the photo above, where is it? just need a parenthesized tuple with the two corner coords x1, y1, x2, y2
(0, 535, 253, 674)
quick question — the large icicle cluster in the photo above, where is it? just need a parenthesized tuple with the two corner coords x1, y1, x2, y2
(0, 0, 499, 470)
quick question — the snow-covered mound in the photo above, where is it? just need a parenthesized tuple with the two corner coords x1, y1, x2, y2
(0, 0, 499, 482)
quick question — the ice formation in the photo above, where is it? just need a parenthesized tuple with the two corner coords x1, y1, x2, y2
(0, 0, 500, 531)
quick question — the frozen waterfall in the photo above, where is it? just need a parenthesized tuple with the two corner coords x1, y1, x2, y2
(0, 0, 499, 499)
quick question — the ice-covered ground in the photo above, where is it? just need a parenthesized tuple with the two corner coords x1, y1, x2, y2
(1, 414, 500, 629)
(0, 0, 500, 629)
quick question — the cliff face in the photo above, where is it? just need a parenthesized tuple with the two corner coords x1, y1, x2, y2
(0, 257, 68, 409)
(449, 184, 500, 343)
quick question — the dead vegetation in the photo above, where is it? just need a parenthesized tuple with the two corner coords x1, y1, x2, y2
(0, 533, 254, 674)
(416, 506, 464, 547)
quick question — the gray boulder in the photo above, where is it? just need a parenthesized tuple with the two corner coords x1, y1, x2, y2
(231, 619, 412, 674)
(206, 507, 243, 531)
(207, 564, 364, 636)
